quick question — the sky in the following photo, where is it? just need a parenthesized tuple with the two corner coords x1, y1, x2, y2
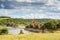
(0, 0, 60, 19)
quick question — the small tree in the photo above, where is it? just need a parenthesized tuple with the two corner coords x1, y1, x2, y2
(19, 30, 24, 34)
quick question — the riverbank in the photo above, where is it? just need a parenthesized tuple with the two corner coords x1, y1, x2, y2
(18, 25, 25, 28)
(7, 26, 31, 34)
(0, 33, 60, 40)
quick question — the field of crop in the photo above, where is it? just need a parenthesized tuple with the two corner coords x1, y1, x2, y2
(0, 33, 60, 40)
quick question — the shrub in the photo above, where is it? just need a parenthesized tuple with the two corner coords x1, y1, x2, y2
(19, 30, 24, 34)
(0, 27, 8, 35)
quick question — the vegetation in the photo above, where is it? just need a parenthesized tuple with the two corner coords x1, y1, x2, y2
(0, 16, 59, 26)
(0, 33, 60, 40)
(25, 20, 60, 33)
(42, 22, 55, 33)
(0, 26, 8, 35)
(0, 16, 60, 33)
(0, 16, 60, 40)
(19, 30, 24, 34)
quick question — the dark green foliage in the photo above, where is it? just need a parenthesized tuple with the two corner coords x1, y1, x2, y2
(57, 23, 60, 28)
(0, 16, 11, 18)
(42, 21, 57, 33)
(19, 30, 24, 34)
(0, 27, 8, 35)
(43, 22, 54, 29)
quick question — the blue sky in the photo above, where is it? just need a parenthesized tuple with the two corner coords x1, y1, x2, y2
(0, 0, 60, 19)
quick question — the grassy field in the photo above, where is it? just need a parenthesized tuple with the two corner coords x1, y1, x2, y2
(0, 33, 60, 40)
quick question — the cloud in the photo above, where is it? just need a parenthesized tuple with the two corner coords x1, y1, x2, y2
(16, 0, 31, 2)
(0, 8, 60, 19)
(21, 13, 60, 19)
(21, 13, 46, 19)
(15, 0, 42, 2)
(0, 0, 60, 19)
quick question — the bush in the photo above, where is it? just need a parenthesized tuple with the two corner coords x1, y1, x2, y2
(19, 30, 24, 34)
(0, 27, 8, 35)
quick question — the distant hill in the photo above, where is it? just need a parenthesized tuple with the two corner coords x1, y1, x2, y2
(0, 16, 11, 18)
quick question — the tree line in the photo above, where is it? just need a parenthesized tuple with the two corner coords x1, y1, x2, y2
(26, 20, 60, 33)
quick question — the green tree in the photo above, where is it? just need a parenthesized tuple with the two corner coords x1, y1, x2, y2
(43, 22, 56, 33)
(0, 27, 8, 35)
(56, 23, 60, 29)
(19, 30, 24, 34)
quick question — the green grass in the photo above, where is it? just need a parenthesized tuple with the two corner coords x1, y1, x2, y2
(0, 18, 9, 20)
(0, 33, 60, 40)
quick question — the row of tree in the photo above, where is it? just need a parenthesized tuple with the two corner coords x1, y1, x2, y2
(26, 20, 60, 33)
(1, 16, 58, 26)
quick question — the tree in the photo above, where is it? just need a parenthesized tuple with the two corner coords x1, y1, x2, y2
(34, 24, 38, 29)
(19, 30, 24, 34)
(56, 23, 60, 29)
(42, 22, 56, 33)
(0, 16, 10, 18)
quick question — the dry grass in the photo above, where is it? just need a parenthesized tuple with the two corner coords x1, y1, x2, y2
(0, 33, 60, 40)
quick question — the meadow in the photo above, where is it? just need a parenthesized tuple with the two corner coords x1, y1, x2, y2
(0, 33, 60, 40)
(0, 16, 60, 40)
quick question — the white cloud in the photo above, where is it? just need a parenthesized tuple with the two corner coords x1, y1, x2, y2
(15, 0, 32, 2)
(21, 13, 60, 19)
(0, 9, 60, 19)
(0, 0, 60, 19)
(46, 0, 55, 5)
(0, 9, 19, 16)
(15, 0, 47, 2)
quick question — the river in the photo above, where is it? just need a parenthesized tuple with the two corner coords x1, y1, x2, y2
(7, 26, 30, 34)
